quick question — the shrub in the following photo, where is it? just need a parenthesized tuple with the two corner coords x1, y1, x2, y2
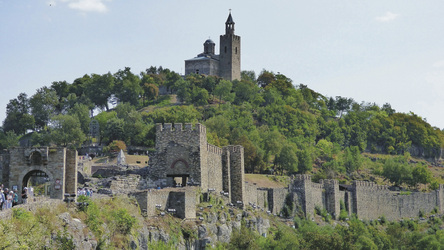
(111, 209, 137, 235)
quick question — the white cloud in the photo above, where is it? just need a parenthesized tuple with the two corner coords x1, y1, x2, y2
(61, 0, 109, 13)
(375, 11, 399, 22)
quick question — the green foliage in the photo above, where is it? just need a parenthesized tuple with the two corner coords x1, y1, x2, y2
(111, 208, 137, 235)
(228, 223, 259, 249)
(381, 156, 412, 186)
(343, 146, 363, 173)
(297, 149, 313, 174)
(281, 193, 294, 217)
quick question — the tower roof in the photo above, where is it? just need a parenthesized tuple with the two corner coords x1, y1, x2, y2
(226, 13, 234, 24)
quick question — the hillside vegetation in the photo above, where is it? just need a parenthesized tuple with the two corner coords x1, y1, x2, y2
(3, 195, 444, 249)
(2, 66, 444, 188)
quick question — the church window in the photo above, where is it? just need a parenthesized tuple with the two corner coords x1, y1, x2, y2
(235, 47, 237, 54)
(224, 46, 227, 53)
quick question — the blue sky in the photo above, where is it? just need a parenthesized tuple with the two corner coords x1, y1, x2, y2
(1, 0, 444, 129)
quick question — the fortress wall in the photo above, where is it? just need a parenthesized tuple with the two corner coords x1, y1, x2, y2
(221, 150, 231, 197)
(146, 189, 170, 217)
(353, 181, 441, 220)
(293, 175, 313, 218)
(244, 182, 258, 205)
(268, 188, 288, 214)
(0, 151, 10, 185)
(168, 189, 197, 219)
(256, 189, 268, 210)
(155, 123, 205, 151)
(65, 149, 77, 195)
(323, 179, 340, 219)
(310, 182, 325, 215)
(205, 144, 223, 192)
(226, 145, 245, 204)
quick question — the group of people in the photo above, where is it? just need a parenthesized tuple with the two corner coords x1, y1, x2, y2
(0, 185, 19, 210)
(77, 188, 93, 197)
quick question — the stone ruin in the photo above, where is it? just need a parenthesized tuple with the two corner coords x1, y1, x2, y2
(0, 147, 77, 202)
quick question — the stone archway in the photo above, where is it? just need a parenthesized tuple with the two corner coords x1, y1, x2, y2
(4, 147, 78, 202)
(17, 166, 56, 201)
(22, 170, 51, 197)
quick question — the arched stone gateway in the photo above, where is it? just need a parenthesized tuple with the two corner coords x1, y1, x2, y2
(0, 147, 77, 202)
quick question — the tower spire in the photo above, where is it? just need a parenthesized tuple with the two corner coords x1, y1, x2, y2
(225, 10, 235, 35)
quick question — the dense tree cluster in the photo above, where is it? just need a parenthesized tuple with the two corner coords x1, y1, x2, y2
(226, 214, 444, 249)
(1, 67, 443, 185)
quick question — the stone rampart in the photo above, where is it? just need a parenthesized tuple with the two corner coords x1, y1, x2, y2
(205, 144, 223, 193)
(224, 145, 244, 205)
(292, 175, 444, 221)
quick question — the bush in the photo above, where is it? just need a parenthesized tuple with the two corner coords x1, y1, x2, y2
(111, 209, 137, 235)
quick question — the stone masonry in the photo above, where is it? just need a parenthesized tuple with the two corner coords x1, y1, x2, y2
(0, 147, 77, 201)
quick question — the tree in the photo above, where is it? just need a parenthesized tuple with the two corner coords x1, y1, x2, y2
(382, 157, 412, 186)
(214, 80, 235, 105)
(3, 93, 35, 134)
(257, 70, 275, 88)
(0, 131, 19, 149)
(335, 96, 354, 118)
(50, 114, 86, 147)
(297, 149, 313, 173)
(67, 103, 90, 135)
(103, 117, 125, 143)
(30, 87, 59, 130)
(411, 164, 432, 187)
(274, 143, 298, 175)
(86, 73, 114, 111)
(343, 146, 363, 173)
(113, 67, 142, 106)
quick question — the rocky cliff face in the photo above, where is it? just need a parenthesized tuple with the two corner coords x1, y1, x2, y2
(53, 204, 270, 249)
(130, 209, 270, 249)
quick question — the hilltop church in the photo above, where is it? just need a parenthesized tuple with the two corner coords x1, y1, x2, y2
(185, 12, 241, 81)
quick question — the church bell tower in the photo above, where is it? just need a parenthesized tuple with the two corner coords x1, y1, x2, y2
(219, 11, 241, 81)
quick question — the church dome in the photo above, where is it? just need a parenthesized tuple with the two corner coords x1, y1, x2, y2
(204, 39, 215, 44)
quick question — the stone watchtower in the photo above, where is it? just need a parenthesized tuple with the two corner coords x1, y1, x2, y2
(219, 11, 241, 81)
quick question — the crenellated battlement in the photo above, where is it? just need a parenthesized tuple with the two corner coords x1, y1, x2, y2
(353, 180, 389, 191)
(156, 123, 206, 133)
(294, 174, 312, 181)
(207, 144, 223, 155)
(322, 179, 339, 186)
(224, 145, 243, 153)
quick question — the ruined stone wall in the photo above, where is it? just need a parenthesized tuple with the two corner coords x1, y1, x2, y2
(146, 189, 170, 217)
(136, 188, 197, 219)
(221, 150, 231, 199)
(256, 189, 268, 210)
(323, 179, 340, 219)
(65, 149, 77, 195)
(152, 123, 206, 188)
(292, 175, 313, 218)
(293, 175, 444, 221)
(244, 182, 258, 205)
(0, 151, 10, 185)
(268, 188, 288, 214)
(225, 145, 245, 204)
(353, 181, 444, 220)
(168, 188, 197, 219)
(205, 144, 223, 193)
(8, 147, 67, 200)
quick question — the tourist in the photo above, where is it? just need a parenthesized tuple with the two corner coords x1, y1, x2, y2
(12, 190, 18, 207)
(0, 188, 4, 210)
(22, 187, 28, 204)
(6, 191, 13, 209)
